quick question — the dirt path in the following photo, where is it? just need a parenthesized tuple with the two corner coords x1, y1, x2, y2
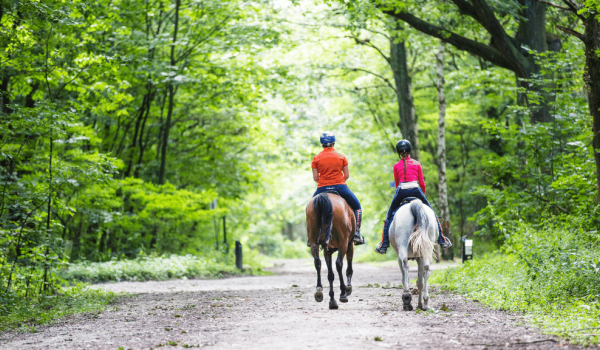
(1, 259, 593, 350)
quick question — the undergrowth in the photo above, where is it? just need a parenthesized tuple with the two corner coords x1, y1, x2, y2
(0, 285, 115, 331)
(431, 223, 600, 346)
(57, 253, 269, 283)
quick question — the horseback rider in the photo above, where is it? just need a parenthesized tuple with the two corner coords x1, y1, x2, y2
(311, 132, 365, 245)
(375, 139, 452, 254)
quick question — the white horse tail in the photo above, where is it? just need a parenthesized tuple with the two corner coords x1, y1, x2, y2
(408, 200, 435, 261)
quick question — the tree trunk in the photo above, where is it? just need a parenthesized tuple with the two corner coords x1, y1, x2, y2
(436, 43, 452, 257)
(0, 77, 10, 114)
(158, 0, 180, 185)
(390, 37, 420, 160)
(582, 14, 600, 204)
(556, 4, 600, 204)
(515, 0, 551, 123)
(125, 93, 149, 177)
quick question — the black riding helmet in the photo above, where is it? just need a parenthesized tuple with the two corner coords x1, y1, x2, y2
(396, 139, 412, 154)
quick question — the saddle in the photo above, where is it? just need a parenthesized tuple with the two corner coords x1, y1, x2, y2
(322, 190, 340, 197)
(390, 197, 418, 218)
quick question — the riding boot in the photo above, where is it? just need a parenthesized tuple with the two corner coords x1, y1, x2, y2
(353, 209, 365, 245)
(375, 220, 390, 254)
(436, 216, 453, 249)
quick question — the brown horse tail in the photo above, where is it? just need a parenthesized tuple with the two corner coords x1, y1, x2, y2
(313, 193, 333, 245)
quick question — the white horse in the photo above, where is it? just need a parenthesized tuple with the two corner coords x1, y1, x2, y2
(389, 199, 437, 311)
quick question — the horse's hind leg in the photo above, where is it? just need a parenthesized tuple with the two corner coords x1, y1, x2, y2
(312, 246, 323, 302)
(421, 256, 431, 311)
(398, 253, 413, 311)
(336, 250, 348, 303)
(416, 258, 424, 310)
(324, 251, 338, 310)
(345, 242, 353, 296)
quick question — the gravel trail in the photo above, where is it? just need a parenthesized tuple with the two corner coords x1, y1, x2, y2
(1, 258, 593, 350)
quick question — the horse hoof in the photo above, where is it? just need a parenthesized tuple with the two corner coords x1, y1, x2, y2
(315, 291, 323, 302)
(339, 296, 348, 303)
(402, 292, 413, 311)
(346, 286, 352, 296)
(329, 300, 338, 309)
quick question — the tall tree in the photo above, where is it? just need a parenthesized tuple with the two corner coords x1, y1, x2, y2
(379, 0, 553, 123)
(390, 26, 420, 160)
(158, 0, 180, 185)
(349, 23, 422, 159)
(554, 0, 600, 204)
(436, 42, 451, 256)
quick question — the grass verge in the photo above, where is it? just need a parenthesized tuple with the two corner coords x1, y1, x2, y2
(0, 286, 115, 332)
(431, 254, 600, 346)
(57, 254, 268, 284)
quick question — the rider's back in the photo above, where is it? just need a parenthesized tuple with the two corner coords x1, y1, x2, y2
(312, 148, 348, 187)
(393, 156, 425, 192)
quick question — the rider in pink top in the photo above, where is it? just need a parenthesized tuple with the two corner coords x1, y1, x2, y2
(375, 139, 452, 254)
(393, 156, 426, 192)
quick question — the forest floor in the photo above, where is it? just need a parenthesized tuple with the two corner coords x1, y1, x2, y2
(1, 258, 594, 350)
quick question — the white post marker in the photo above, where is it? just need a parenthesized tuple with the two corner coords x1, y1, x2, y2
(461, 237, 473, 263)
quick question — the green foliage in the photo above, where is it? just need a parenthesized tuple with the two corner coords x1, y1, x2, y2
(432, 223, 600, 345)
(58, 254, 268, 284)
(0, 285, 114, 331)
(1, 0, 599, 334)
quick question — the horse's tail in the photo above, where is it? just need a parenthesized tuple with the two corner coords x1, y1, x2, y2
(408, 199, 435, 261)
(312, 193, 333, 245)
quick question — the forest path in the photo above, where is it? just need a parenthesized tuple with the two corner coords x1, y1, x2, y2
(2, 258, 591, 350)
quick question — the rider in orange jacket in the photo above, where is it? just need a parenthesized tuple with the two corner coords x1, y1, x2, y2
(311, 132, 365, 245)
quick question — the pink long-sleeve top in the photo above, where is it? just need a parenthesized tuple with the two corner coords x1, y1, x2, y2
(393, 156, 426, 193)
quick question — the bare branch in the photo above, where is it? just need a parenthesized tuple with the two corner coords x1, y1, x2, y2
(344, 67, 397, 93)
(348, 35, 390, 64)
(539, 0, 570, 11)
(556, 24, 585, 41)
(350, 84, 390, 91)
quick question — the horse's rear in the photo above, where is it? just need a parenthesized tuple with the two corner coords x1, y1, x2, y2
(306, 193, 355, 309)
(389, 199, 437, 311)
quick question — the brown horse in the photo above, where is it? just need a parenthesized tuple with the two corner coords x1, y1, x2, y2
(306, 192, 354, 310)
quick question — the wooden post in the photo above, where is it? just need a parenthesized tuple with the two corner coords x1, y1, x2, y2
(222, 216, 228, 253)
(235, 241, 243, 271)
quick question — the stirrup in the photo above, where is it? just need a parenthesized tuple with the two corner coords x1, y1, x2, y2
(439, 235, 453, 249)
(375, 241, 387, 255)
(353, 232, 365, 245)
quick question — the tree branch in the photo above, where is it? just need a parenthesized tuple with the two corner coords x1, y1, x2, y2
(349, 35, 391, 64)
(382, 9, 517, 73)
(344, 67, 398, 93)
(560, 0, 586, 20)
(556, 24, 585, 41)
(539, 0, 570, 11)
(449, 0, 478, 18)
(470, 0, 527, 75)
